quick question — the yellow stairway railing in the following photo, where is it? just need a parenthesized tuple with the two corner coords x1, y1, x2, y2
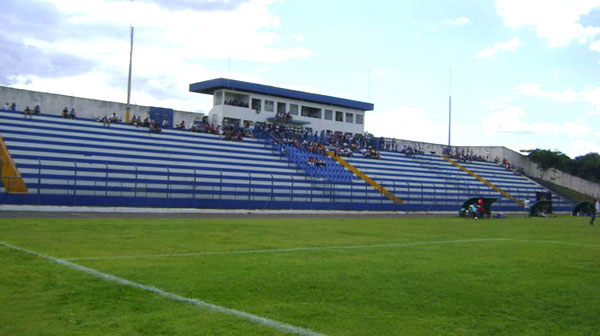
(0, 134, 28, 193)
(327, 152, 403, 204)
(441, 156, 522, 207)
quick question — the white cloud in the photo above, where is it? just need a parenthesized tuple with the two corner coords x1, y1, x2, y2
(7, 0, 313, 111)
(582, 87, 600, 110)
(591, 40, 600, 52)
(569, 140, 600, 157)
(366, 106, 448, 143)
(482, 106, 531, 134)
(476, 37, 520, 58)
(34, 0, 311, 65)
(517, 83, 579, 102)
(293, 33, 305, 42)
(482, 105, 593, 137)
(517, 83, 600, 110)
(496, 0, 600, 46)
(448, 17, 470, 25)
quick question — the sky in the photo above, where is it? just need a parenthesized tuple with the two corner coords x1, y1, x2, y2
(1, 0, 599, 158)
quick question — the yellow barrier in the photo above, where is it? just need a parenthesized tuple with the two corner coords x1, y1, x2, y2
(0, 135, 28, 193)
(441, 156, 523, 207)
(327, 152, 403, 204)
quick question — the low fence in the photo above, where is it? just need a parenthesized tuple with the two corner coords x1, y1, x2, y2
(0, 166, 547, 211)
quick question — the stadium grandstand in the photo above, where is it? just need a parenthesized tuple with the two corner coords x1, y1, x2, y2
(0, 82, 574, 213)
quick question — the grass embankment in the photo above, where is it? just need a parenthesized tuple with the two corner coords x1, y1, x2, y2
(529, 176, 594, 203)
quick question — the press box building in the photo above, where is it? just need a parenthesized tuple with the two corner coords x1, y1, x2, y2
(190, 78, 373, 136)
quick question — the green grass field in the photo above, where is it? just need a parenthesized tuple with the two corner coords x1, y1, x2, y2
(1, 215, 599, 335)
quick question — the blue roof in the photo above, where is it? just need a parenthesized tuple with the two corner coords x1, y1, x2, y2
(189, 78, 374, 111)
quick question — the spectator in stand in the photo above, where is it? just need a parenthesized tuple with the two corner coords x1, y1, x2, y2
(101, 115, 110, 127)
(162, 119, 169, 128)
(176, 120, 185, 130)
(10, 102, 16, 111)
(3, 102, 9, 110)
(34, 105, 41, 115)
(23, 106, 32, 118)
(149, 120, 161, 133)
(62, 107, 69, 118)
(68, 108, 76, 119)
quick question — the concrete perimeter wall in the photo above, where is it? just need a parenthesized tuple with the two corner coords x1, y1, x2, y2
(0, 86, 203, 127)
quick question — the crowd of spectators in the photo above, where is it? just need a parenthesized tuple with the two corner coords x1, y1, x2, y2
(167, 117, 254, 142)
(0, 100, 532, 177)
(443, 147, 486, 162)
(260, 124, 382, 160)
(224, 99, 249, 108)
(493, 157, 524, 175)
(275, 111, 292, 121)
(4, 102, 78, 120)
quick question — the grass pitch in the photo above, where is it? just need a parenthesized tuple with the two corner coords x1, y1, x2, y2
(1, 215, 599, 335)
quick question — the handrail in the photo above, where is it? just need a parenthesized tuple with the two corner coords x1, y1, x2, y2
(0, 134, 28, 193)
(327, 152, 403, 204)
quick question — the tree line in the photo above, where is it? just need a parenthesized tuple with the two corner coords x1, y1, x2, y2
(523, 149, 600, 183)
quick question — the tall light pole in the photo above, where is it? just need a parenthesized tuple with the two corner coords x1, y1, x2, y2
(448, 67, 452, 149)
(126, 26, 134, 123)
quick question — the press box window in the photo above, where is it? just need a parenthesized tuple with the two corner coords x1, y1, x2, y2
(335, 111, 344, 122)
(252, 98, 261, 111)
(355, 114, 363, 124)
(345, 113, 353, 123)
(214, 91, 223, 105)
(324, 109, 333, 120)
(264, 100, 274, 112)
(289, 104, 299, 115)
(301, 106, 322, 119)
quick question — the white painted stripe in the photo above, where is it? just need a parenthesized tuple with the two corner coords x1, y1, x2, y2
(0, 241, 326, 336)
(64, 238, 511, 261)
(508, 239, 595, 247)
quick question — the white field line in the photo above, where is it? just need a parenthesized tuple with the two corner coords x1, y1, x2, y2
(0, 241, 326, 336)
(64, 238, 512, 261)
(509, 239, 597, 248)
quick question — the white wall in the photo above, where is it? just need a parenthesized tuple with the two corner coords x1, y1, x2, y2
(0, 86, 203, 127)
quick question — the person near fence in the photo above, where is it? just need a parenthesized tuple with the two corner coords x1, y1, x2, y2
(476, 198, 485, 219)
(590, 199, 599, 226)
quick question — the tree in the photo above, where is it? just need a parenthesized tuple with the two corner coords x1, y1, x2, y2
(523, 149, 571, 171)
(571, 153, 600, 183)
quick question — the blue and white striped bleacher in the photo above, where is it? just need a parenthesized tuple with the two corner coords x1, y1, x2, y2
(456, 159, 571, 210)
(0, 109, 572, 211)
(345, 150, 572, 212)
(0, 110, 393, 210)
